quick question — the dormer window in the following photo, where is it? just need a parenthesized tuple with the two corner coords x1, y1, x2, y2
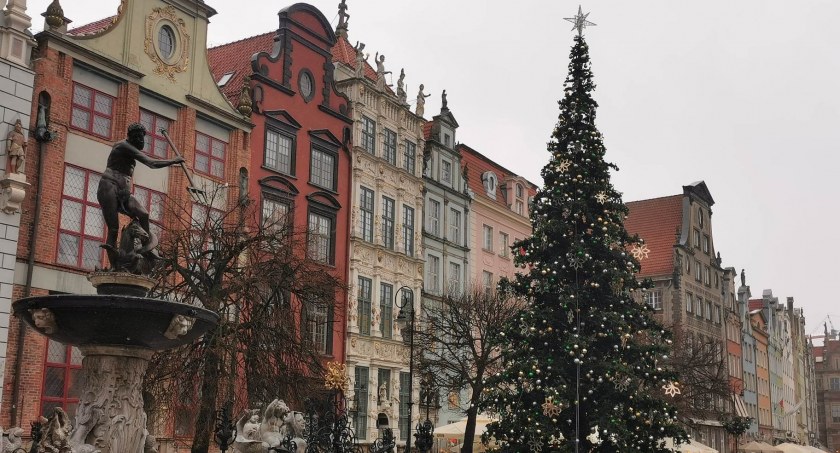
(444, 133, 451, 147)
(482, 171, 498, 199)
(217, 72, 234, 87)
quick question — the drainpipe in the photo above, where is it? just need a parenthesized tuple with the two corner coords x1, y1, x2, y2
(10, 96, 53, 426)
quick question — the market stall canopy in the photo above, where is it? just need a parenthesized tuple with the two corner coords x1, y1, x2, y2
(739, 441, 783, 453)
(434, 415, 497, 439)
(801, 446, 830, 453)
(776, 443, 812, 453)
(663, 437, 718, 453)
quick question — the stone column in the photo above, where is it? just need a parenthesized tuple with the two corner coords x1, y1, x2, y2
(70, 346, 154, 453)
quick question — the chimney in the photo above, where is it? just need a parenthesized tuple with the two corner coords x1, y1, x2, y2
(787, 297, 794, 312)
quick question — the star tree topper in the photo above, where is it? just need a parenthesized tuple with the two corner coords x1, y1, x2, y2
(564, 5, 596, 36)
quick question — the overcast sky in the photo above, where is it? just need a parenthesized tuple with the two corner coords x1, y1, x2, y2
(25, 0, 840, 339)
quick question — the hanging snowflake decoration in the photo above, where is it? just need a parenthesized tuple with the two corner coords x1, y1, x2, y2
(528, 438, 543, 453)
(542, 396, 561, 417)
(548, 435, 563, 447)
(556, 159, 572, 173)
(662, 381, 681, 397)
(595, 191, 608, 204)
(567, 310, 575, 324)
(567, 253, 585, 269)
(615, 376, 632, 392)
(630, 244, 650, 260)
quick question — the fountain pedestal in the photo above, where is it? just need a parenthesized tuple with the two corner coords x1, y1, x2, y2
(13, 274, 219, 453)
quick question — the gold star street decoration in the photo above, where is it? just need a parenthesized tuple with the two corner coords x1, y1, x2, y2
(542, 396, 562, 417)
(564, 5, 596, 36)
(662, 381, 681, 398)
(630, 244, 650, 260)
(324, 361, 350, 392)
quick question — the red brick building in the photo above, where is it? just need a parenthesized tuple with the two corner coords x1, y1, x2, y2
(207, 4, 352, 373)
(3, 0, 252, 438)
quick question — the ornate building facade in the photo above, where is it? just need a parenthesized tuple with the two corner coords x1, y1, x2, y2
(2, 0, 252, 445)
(330, 18, 426, 445)
(814, 328, 840, 451)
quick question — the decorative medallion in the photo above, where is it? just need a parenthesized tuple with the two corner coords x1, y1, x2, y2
(144, 6, 190, 82)
(324, 361, 350, 392)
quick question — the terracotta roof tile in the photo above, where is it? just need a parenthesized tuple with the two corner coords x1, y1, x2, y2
(458, 143, 538, 209)
(749, 299, 764, 311)
(330, 36, 379, 82)
(624, 195, 683, 278)
(812, 346, 824, 358)
(67, 16, 116, 36)
(207, 32, 275, 105)
(422, 121, 433, 140)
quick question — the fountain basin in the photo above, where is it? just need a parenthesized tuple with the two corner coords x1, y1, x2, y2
(13, 294, 219, 350)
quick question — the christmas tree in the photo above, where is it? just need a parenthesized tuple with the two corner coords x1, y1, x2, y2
(479, 19, 688, 453)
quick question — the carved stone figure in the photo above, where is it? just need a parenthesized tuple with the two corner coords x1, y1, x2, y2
(97, 123, 183, 272)
(163, 314, 195, 340)
(106, 220, 157, 275)
(374, 52, 391, 91)
(396, 68, 406, 104)
(233, 400, 304, 453)
(30, 307, 57, 334)
(378, 382, 388, 405)
(5, 119, 27, 174)
(441, 89, 448, 110)
(260, 399, 290, 448)
(2, 427, 24, 452)
(353, 42, 367, 79)
(337, 0, 349, 28)
(415, 84, 430, 117)
(37, 407, 72, 453)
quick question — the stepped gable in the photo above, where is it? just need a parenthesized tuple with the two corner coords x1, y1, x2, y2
(207, 31, 275, 104)
(625, 194, 683, 278)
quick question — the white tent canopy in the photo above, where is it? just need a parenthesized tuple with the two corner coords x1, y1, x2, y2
(663, 437, 718, 453)
(776, 443, 813, 453)
(740, 441, 784, 453)
(434, 414, 496, 439)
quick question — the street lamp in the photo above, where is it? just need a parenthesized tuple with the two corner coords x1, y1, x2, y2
(395, 286, 415, 452)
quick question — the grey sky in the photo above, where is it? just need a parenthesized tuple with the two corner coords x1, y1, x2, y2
(26, 0, 840, 338)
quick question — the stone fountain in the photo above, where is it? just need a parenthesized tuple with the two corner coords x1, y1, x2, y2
(12, 124, 219, 453)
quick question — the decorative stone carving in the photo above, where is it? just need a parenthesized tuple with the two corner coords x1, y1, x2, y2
(144, 6, 190, 82)
(30, 308, 57, 334)
(353, 42, 367, 79)
(415, 84, 430, 117)
(233, 399, 307, 453)
(0, 172, 29, 214)
(396, 68, 407, 105)
(44, 0, 66, 30)
(237, 76, 253, 116)
(5, 119, 27, 174)
(374, 52, 390, 91)
(2, 427, 24, 452)
(163, 314, 195, 340)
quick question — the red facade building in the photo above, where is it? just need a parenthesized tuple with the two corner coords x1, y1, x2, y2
(208, 4, 352, 365)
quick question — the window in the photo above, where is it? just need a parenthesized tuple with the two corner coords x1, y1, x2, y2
(57, 166, 105, 269)
(426, 255, 440, 293)
(380, 283, 393, 339)
(428, 199, 440, 236)
(403, 140, 416, 174)
(70, 83, 114, 138)
(403, 205, 415, 257)
(440, 159, 452, 185)
(357, 277, 372, 335)
(830, 377, 840, 391)
(702, 235, 710, 254)
(261, 196, 290, 231)
(704, 266, 711, 286)
(377, 368, 392, 405)
(41, 339, 83, 419)
(308, 211, 334, 264)
(195, 132, 226, 178)
(516, 184, 524, 198)
(698, 208, 704, 228)
(499, 232, 509, 257)
(832, 405, 840, 423)
(217, 72, 234, 87)
(310, 147, 337, 190)
(265, 129, 294, 175)
(696, 297, 704, 318)
(399, 372, 410, 440)
(483, 225, 493, 251)
(361, 116, 376, 154)
(694, 229, 702, 249)
(133, 185, 165, 239)
(482, 171, 497, 198)
(305, 303, 330, 354)
(705, 301, 712, 321)
(449, 262, 461, 294)
(482, 271, 494, 297)
(448, 208, 461, 245)
(359, 187, 374, 242)
(383, 128, 397, 165)
(382, 196, 395, 250)
(695, 260, 702, 281)
(158, 25, 176, 59)
(686, 293, 693, 313)
(444, 133, 451, 147)
(354, 366, 369, 439)
(645, 290, 662, 310)
(714, 305, 721, 324)
(139, 110, 171, 158)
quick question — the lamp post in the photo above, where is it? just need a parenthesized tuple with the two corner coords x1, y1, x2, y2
(395, 286, 415, 452)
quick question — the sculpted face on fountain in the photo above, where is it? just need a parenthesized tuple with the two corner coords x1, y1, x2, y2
(30, 307, 57, 334)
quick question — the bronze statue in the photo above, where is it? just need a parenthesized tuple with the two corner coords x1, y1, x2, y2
(97, 123, 183, 272)
(5, 119, 27, 174)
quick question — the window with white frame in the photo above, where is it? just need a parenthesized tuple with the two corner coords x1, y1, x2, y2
(483, 225, 493, 251)
(359, 187, 374, 242)
(440, 159, 452, 185)
(448, 208, 461, 245)
(265, 129, 295, 175)
(645, 290, 662, 310)
(705, 301, 712, 321)
(686, 292, 693, 313)
(448, 262, 461, 294)
(499, 232, 509, 257)
(403, 205, 414, 257)
(428, 199, 440, 236)
(382, 196, 395, 250)
(383, 128, 397, 165)
(308, 211, 334, 264)
(426, 255, 440, 293)
(696, 297, 704, 318)
(310, 147, 337, 191)
(361, 116, 376, 154)
(357, 276, 372, 335)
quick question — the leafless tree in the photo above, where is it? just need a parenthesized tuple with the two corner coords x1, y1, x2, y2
(413, 286, 521, 453)
(665, 325, 733, 428)
(142, 189, 345, 453)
